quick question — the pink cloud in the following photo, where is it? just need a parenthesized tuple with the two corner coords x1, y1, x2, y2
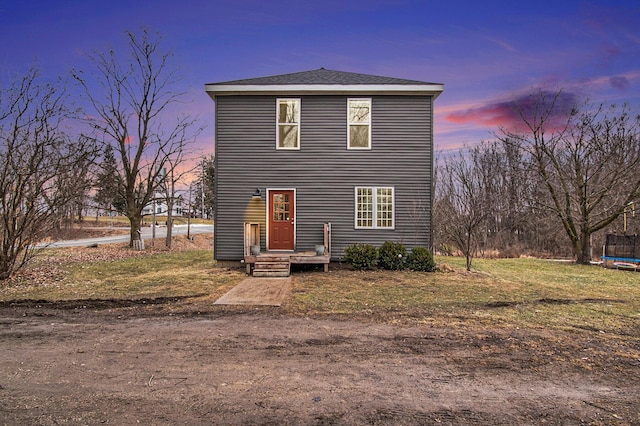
(445, 90, 579, 133)
(446, 103, 515, 127)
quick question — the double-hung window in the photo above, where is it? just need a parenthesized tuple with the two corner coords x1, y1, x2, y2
(348, 98, 371, 149)
(277, 98, 300, 149)
(355, 187, 394, 229)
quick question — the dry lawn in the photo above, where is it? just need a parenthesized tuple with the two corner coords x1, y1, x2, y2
(287, 257, 640, 338)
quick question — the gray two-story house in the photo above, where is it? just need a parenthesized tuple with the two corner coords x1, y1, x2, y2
(205, 68, 443, 274)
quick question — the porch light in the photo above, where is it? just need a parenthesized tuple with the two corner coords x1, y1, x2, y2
(252, 188, 261, 198)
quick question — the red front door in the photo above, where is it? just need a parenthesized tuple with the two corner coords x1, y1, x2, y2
(269, 190, 295, 250)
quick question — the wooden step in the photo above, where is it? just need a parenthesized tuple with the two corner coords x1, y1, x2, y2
(253, 270, 290, 277)
(253, 269, 290, 277)
(253, 255, 291, 277)
(254, 255, 290, 263)
(255, 262, 289, 270)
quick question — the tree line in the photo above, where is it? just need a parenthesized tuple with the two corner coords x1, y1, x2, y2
(435, 90, 640, 270)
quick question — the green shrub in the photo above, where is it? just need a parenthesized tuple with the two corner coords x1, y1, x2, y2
(378, 241, 407, 270)
(344, 243, 379, 270)
(406, 246, 436, 272)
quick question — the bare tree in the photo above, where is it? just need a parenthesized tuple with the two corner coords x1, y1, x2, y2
(0, 68, 96, 279)
(434, 140, 574, 261)
(499, 89, 640, 264)
(54, 136, 97, 226)
(73, 28, 201, 249)
(158, 148, 198, 248)
(435, 146, 492, 271)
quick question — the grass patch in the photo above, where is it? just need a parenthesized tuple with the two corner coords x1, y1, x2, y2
(0, 248, 244, 303)
(287, 257, 640, 337)
(88, 215, 132, 226)
(66, 251, 227, 300)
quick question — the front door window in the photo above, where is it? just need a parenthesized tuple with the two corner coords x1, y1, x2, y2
(272, 194, 291, 221)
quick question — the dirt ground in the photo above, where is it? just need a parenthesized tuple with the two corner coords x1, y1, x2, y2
(1, 298, 639, 425)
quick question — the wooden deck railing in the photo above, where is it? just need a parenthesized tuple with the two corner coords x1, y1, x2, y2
(323, 222, 331, 257)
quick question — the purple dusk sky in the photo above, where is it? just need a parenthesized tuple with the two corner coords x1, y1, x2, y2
(1, 0, 639, 156)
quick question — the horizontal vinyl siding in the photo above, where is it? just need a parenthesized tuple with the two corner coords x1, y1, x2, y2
(214, 95, 433, 260)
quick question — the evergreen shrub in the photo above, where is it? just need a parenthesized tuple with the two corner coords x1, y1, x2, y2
(344, 243, 378, 270)
(378, 241, 407, 270)
(406, 246, 437, 272)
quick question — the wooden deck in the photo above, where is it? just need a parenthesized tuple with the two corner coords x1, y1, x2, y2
(245, 251, 331, 275)
(244, 223, 331, 276)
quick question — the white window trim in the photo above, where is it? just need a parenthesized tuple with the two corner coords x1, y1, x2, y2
(276, 98, 301, 150)
(347, 98, 372, 150)
(354, 186, 395, 229)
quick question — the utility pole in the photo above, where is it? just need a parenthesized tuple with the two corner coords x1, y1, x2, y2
(151, 198, 156, 246)
(201, 163, 205, 219)
(187, 182, 192, 240)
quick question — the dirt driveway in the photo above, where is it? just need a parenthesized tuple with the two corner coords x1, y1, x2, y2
(1, 300, 638, 425)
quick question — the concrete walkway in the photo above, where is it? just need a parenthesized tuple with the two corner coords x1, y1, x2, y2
(213, 277, 291, 306)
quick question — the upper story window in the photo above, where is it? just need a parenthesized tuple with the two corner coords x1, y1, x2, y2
(348, 98, 371, 150)
(277, 98, 300, 150)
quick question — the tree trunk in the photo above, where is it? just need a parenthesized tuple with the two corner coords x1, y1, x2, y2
(165, 207, 173, 248)
(0, 255, 15, 280)
(464, 230, 473, 271)
(575, 233, 592, 265)
(128, 214, 144, 250)
(76, 204, 83, 223)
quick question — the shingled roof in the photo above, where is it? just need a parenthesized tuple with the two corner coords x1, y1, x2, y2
(205, 68, 443, 98)
(208, 68, 441, 86)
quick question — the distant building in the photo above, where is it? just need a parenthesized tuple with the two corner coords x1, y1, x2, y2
(142, 193, 185, 217)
